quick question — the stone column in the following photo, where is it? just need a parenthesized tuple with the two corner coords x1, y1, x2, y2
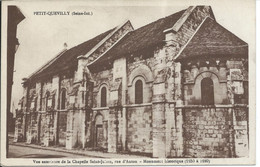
(66, 110, 74, 149)
(53, 111, 59, 145)
(165, 103, 176, 157)
(107, 79, 122, 153)
(80, 109, 86, 148)
(152, 80, 166, 158)
(13, 112, 23, 142)
(228, 108, 235, 157)
(26, 113, 33, 144)
(233, 108, 249, 157)
(152, 102, 166, 158)
(51, 75, 59, 145)
(22, 113, 27, 142)
(103, 120, 108, 149)
(21, 86, 29, 142)
(36, 113, 41, 144)
(43, 114, 49, 147)
(175, 108, 184, 157)
(107, 107, 119, 153)
(121, 107, 127, 151)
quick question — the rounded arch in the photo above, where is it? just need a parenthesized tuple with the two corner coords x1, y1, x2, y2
(97, 82, 110, 92)
(195, 71, 219, 84)
(193, 71, 223, 105)
(132, 75, 146, 86)
(95, 114, 104, 125)
(128, 64, 153, 86)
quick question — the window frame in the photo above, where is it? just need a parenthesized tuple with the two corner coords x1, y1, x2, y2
(134, 79, 144, 104)
(99, 84, 109, 108)
(60, 89, 67, 110)
(100, 86, 107, 107)
(201, 77, 215, 105)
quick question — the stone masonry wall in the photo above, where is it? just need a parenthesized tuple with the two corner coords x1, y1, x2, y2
(92, 68, 113, 108)
(182, 107, 234, 158)
(41, 80, 52, 111)
(29, 112, 38, 143)
(233, 108, 248, 157)
(57, 111, 67, 146)
(39, 113, 48, 145)
(126, 105, 153, 154)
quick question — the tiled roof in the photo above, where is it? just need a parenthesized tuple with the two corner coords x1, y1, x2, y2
(29, 28, 115, 80)
(176, 17, 248, 61)
(94, 9, 186, 64)
(29, 9, 186, 80)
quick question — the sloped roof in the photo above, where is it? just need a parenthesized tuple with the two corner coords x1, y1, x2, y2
(28, 9, 186, 80)
(92, 9, 186, 65)
(176, 17, 248, 61)
(29, 27, 115, 80)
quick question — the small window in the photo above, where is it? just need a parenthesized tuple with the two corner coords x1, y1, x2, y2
(101, 87, 107, 107)
(52, 95, 55, 108)
(201, 78, 214, 105)
(35, 97, 38, 110)
(61, 89, 66, 109)
(135, 80, 143, 104)
(46, 92, 50, 109)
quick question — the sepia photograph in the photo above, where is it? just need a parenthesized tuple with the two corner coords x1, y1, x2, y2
(1, 0, 256, 166)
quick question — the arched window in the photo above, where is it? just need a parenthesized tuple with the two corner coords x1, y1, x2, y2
(201, 78, 214, 105)
(46, 92, 50, 109)
(61, 89, 66, 109)
(135, 80, 143, 104)
(101, 87, 107, 107)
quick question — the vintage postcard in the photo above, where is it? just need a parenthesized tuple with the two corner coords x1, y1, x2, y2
(1, 0, 256, 166)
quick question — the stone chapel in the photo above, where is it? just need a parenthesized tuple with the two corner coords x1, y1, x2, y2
(14, 6, 249, 158)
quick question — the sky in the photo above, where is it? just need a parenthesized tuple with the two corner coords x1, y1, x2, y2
(7, 0, 255, 110)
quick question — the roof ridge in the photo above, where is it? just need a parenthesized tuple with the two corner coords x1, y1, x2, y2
(26, 49, 67, 80)
(69, 26, 117, 50)
(26, 8, 188, 81)
(27, 26, 117, 80)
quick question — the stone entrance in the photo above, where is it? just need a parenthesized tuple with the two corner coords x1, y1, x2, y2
(94, 114, 104, 149)
(96, 125, 104, 148)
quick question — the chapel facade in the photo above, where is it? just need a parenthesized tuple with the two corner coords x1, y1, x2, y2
(14, 6, 249, 158)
